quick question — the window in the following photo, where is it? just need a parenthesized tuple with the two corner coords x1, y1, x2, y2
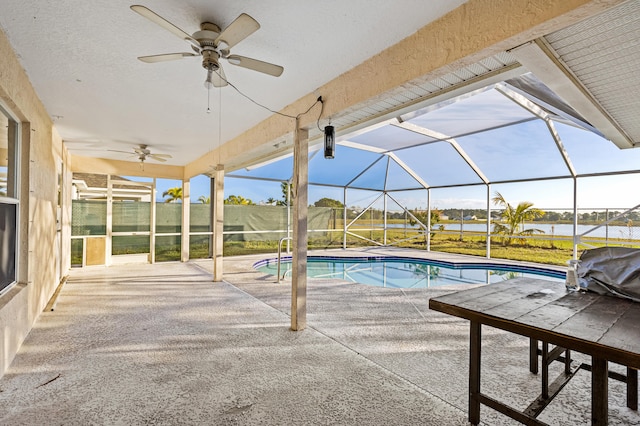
(0, 104, 19, 293)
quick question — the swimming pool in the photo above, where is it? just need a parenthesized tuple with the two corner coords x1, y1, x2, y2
(254, 256, 565, 288)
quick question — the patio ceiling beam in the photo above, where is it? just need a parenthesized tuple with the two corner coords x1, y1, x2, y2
(72, 155, 183, 180)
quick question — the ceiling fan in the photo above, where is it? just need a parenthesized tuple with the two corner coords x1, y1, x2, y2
(130, 5, 284, 88)
(109, 144, 172, 164)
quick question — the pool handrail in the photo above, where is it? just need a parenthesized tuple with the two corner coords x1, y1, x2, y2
(277, 237, 293, 283)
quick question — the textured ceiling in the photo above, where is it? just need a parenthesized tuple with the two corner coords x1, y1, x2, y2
(0, 0, 467, 166)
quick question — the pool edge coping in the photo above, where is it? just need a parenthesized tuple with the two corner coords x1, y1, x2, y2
(252, 254, 566, 280)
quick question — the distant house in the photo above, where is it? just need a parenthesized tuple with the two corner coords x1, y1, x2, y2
(464, 215, 477, 221)
(72, 173, 152, 201)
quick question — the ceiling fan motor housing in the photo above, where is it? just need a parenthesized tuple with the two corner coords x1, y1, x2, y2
(193, 23, 220, 46)
(194, 23, 222, 71)
(201, 49, 221, 70)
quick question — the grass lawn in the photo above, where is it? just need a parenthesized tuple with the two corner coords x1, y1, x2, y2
(221, 229, 631, 266)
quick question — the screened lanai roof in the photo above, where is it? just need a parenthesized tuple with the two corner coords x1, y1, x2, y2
(227, 72, 640, 192)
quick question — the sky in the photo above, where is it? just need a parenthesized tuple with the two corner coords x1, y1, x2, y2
(150, 84, 640, 213)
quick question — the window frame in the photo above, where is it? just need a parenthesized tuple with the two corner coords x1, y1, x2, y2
(0, 102, 20, 295)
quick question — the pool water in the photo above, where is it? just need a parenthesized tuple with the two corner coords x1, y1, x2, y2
(254, 256, 564, 288)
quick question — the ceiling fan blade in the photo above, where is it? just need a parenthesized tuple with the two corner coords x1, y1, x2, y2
(214, 13, 260, 48)
(138, 52, 199, 63)
(150, 153, 172, 159)
(226, 55, 283, 77)
(130, 5, 200, 49)
(108, 149, 137, 155)
(148, 154, 168, 162)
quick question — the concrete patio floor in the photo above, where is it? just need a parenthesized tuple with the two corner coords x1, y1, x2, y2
(1, 248, 639, 425)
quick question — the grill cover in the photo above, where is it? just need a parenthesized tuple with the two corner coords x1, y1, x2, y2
(578, 247, 640, 302)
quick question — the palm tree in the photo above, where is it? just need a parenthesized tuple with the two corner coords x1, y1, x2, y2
(198, 195, 210, 204)
(491, 191, 544, 246)
(224, 195, 255, 205)
(278, 181, 293, 206)
(162, 187, 182, 203)
(266, 197, 277, 205)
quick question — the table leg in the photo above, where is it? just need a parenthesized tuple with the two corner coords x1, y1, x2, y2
(542, 341, 549, 399)
(592, 357, 608, 425)
(628, 367, 638, 410)
(469, 321, 481, 425)
(530, 338, 538, 374)
(565, 350, 572, 375)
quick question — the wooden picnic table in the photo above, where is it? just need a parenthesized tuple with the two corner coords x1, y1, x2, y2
(429, 278, 640, 425)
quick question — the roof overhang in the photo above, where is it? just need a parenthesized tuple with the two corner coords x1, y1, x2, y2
(509, 1, 640, 149)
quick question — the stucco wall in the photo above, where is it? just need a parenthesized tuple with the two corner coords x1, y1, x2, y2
(0, 27, 70, 375)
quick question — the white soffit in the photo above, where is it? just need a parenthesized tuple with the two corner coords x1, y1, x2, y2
(510, 0, 639, 149)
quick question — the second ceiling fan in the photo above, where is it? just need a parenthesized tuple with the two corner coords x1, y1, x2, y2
(131, 4, 284, 88)
(109, 144, 172, 164)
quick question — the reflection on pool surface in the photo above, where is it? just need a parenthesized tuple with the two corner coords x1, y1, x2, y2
(254, 256, 564, 288)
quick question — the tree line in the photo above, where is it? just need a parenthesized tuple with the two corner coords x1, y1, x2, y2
(435, 208, 636, 223)
(162, 185, 637, 225)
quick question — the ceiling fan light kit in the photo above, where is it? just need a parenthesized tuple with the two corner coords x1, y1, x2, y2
(130, 5, 284, 89)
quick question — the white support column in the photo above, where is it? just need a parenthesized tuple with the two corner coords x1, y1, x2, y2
(181, 179, 190, 262)
(383, 192, 388, 246)
(291, 121, 308, 331)
(572, 177, 579, 259)
(343, 187, 347, 249)
(106, 174, 113, 266)
(486, 184, 491, 259)
(426, 189, 431, 251)
(150, 179, 156, 264)
(209, 177, 214, 258)
(213, 165, 225, 281)
(286, 182, 291, 253)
